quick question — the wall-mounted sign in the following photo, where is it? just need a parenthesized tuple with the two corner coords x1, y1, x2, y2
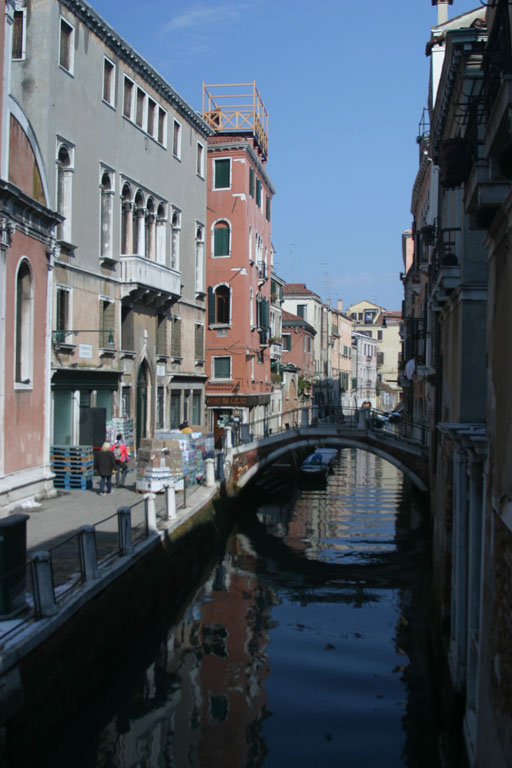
(79, 344, 93, 359)
(157, 364, 166, 377)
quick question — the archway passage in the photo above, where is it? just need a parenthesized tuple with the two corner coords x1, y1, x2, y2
(136, 362, 149, 447)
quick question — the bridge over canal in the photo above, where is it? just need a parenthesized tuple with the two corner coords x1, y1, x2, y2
(222, 407, 430, 492)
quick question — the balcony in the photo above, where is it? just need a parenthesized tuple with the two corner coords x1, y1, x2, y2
(120, 256, 181, 310)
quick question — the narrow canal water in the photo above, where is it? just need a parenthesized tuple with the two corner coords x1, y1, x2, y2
(43, 448, 439, 768)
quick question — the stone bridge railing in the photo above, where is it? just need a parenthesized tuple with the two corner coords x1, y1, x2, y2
(221, 406, 430, 492)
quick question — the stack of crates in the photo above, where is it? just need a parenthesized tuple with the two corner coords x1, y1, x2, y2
(51, 445, 94, 489)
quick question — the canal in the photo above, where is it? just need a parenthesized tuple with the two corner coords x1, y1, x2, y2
(42, 448, 439, 767)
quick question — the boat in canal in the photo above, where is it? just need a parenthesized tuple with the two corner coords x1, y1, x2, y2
(298, 448, 338, 481)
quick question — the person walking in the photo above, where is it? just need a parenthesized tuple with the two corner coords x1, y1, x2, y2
(96, 441, 116, 496)
(111, 433, 130, 487)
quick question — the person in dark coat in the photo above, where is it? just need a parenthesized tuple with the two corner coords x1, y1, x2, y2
(96, 441, 116, 495)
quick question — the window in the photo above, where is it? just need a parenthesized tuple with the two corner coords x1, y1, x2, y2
(55, 285, 71, 343)
(171, 209, 181, 269)
(377, 352, 384, 366)
(249, 287, 254, 326)
(59, 18, 73, 73)
(158, 107, 166, 144)
(266, 194, 271, 221)
(170, 391, 181, 428)
(213, 220, 230, 257)
(157, 386, 165, 429)
(99, 298, 115, 348)
(57, 143, 73, 243)
(121, 386, 131, 417)
(208, 285, 230, 325)
(15, 261, 32, 385)
(196, 142, 204, 176)
(377, 330, 383, 341)
(136, 88, 145, 128)
(171, 316, 181, 358)
(123, 77, 134, 119)
(121, 183, 133, 255)
(145, 197, 155, 260)
(100, 170, 114, 261)
(192, 392, 201, 425)
(213, 356, 231, 379)
(172, 120, 181, 158)
(156, 314, 168, 357)
(147, 99, 156, 136)
(195, 324, 204, 359)
(249, 167, 255, 197)
(156, 203, 167, 265)
(297, 304, 306, 320)
(103, 58, 115, 105)
(121, 305, 134, 350)
(283, 333, 291, 352)
(195, 225, 204, 293)
(214, 158, 230, 189)
(12, 9, 25, 60)
(256, 179, 262, 207)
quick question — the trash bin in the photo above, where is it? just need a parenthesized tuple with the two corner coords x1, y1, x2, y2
(0, 513, 29, 617)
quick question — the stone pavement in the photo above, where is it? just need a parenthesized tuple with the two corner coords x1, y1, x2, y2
(24, 468, 207, 553)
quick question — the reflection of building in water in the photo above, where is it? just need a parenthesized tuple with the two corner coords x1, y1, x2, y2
(93, 533, 274, 766)
(198, 534, 274, 767)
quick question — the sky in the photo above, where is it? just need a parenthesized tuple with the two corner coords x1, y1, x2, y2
(91, 0, 482, 311)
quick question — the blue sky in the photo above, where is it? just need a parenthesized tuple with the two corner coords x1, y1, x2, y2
(91, 0, 481, 311)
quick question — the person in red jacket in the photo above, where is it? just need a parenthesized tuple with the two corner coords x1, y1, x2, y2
(111, 433, 130, 487)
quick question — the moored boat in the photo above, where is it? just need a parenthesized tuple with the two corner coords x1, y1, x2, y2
(299, 448, 337, 481)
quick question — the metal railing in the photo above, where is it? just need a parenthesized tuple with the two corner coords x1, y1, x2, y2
(0, 477, 198, 645)
(226, 405, 429, 451)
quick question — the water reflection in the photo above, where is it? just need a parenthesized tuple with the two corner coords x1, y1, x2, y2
(43, 449, 438, 768)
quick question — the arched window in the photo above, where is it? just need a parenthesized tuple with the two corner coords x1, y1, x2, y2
(57, 143, 73, 243)
(171, 209, 181, 270)
(15, 260, 33, 385)
(208, 284, 230, 325)
(100, 171, 114, 260)
(213, 220, 230, 257)
(156, 203, 167, 264)
(121, 182, 133, 255)
(145, 197, 155, 260)
(195, 225, 204, 293)
(134, 190, 145, 257)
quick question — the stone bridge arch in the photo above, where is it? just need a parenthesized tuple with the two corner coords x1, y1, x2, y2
(229, 429, 429, 493)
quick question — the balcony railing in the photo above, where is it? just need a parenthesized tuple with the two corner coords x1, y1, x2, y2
(120, 256, 181, 301)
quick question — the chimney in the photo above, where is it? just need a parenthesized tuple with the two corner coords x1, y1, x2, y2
(432, 0, 453, 26)
(337, 299, 343, 312)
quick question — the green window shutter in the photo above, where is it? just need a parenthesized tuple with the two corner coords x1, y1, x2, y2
(214, 357, 230, 378)
(171, 317, 181, 357)
(208, 286, 215, 325)
(266, 195, 271, 221)
(195, 324, 204, 359)
(249, 167, 255, 197)
(214, 224, 229, 256)
(101, 300, 115, 347)
(214, 159, 230, 189)
(256, 179, 262, 206)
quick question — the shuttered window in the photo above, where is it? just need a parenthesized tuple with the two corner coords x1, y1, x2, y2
(249, 167, 255, 197)
(213, 357, 231, 379)
(214, 159, 230, 189)
(256, 179, 262, 207)
(266, 195, 271, 221)
(213, 222, 230, 257)
(100, 300, 115, 347)
(171, 317, 181, 357)
(195, 324, 204, 359)
(156, 315, 168, 356)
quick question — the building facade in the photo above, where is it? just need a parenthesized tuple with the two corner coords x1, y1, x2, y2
(203, 83, 274, 445)
(0, 0, 61, 512)
(9, 0, 212, 454)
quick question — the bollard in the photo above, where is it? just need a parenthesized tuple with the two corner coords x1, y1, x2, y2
(164, 483, 177, 520)
(117, 507, 133, 555)
(205, 458, 215, 487)
(31, 551, 58, 618)
(79, 526, 99, 581)
(145, 493, 158, 534)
